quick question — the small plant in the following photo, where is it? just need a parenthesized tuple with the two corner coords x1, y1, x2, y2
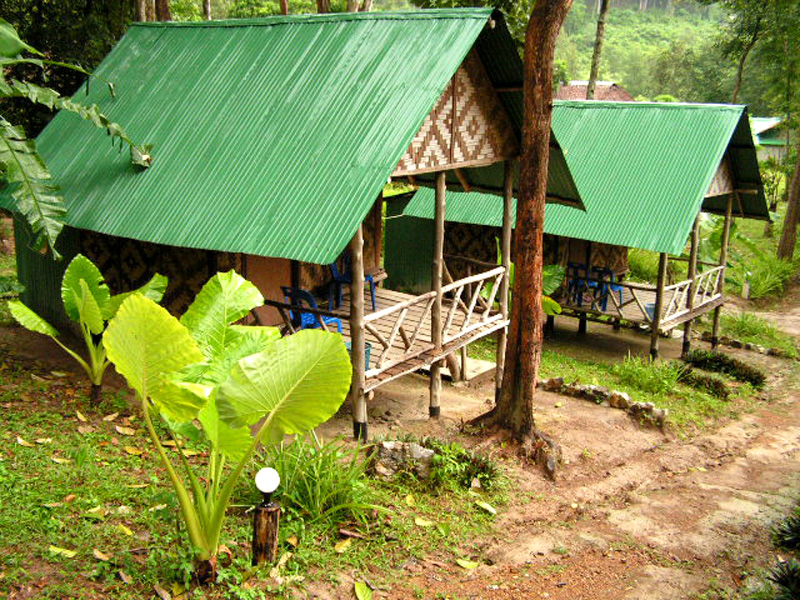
(683, 349, 766, 388)
(772, 514, 800, 550)
(102, 270, 352, 582)
(768, 559, 800, 600)
(677, 367, 730, 400)
(718, 312, 799, 358)
(422, 438, 502, 491)
(610, 355, 686, 396)
(261, 434, 380, 530)
(7, 254, 167, 404)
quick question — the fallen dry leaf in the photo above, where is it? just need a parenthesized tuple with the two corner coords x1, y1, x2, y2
(334, 538, 352, 553)
(16, 436, 34, 448)
(51, 456, 73, 465)
(35, 438, 52, 445)
(153, 583, 171, 600)
(123, 446, 143, 456)
(414, 517, 434, 527)
(93, 549, 112, 562)
(118, 570, 132, 584)
(115, 425, 136, 436)
(64, 494, 77, 503)
(286, 535, 299, 548)
(77, 425, 94, 435)
(48, 545, 77, 559)
(117, 524, 134, 536)
(103, 412, 119, 422)
(76, 410, 87, 423)
(125, 483, 149, 489)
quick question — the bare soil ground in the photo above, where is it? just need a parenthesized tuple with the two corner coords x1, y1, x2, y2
(314, 314, 800, 600)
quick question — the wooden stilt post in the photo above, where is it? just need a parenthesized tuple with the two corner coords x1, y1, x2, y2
(496, 160, 514, 402)
(711, 194, 734, 350)
(349, 225, 368, 440)
(650, 252, 668, 359)
(579, 242, 592, 334)
(682, 214, 701, 357)
(429, 172, 446, 418)
(460, 345, 468, 381)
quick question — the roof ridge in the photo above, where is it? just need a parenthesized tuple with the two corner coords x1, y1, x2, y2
(131, 8, 494, 28)
(555, 100, 745, 111)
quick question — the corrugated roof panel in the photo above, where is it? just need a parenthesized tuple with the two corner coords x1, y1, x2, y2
(404, 101, 768, 255)
(4, 9, 519, 264)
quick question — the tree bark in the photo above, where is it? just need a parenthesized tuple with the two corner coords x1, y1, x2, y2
(204, 0, 212, 19)
(777, 138, 800, 260)
(586, 0, 609, 100)
(135, 0, 146, 21)
(471, 0, 572, 479)
(279, 0, 289, 15)
(155, 0, 170, 20)
(731, 15, 761, 104)
(316, 0, 330, 12)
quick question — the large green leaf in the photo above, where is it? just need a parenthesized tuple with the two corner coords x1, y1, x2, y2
(105, 273, 168, 319)
(75, 280, 105, 335)
(0, 19, 39, 58)
(181, 271, 264, 362)
(7, 300, 58, 337)
(61, 254, 110, 323)
(197, 396, 252, 462)
(542, 265, 566, 297)
(104, 294, 206, 422)
(0, 118, 65, 257)
(217, 330, 352, 437)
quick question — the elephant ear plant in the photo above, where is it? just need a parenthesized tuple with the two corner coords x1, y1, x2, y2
(7, 254, 167, 404)
(102, 271, 352, 582)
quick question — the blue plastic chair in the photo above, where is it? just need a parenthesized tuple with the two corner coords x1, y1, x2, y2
(281, 286, 342, 333)
(329, 255, 376, 311)
(591, 267, 624, 311)
(567, 262, 598, 307)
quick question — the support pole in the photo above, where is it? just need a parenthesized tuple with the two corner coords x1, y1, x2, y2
(430, 172, 446, 418)
(578, 242, 592, 335)
(496, 160, 514, 401)
(682, 214, 701, 357)
(251, 501, 280, 566)
(349, 225, 368, 440)
(650, 252, 668, 359)
(711, 194, 733, 350)
(460, 345, 468, 381)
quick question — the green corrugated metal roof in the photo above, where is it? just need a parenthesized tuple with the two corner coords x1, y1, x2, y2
(0, 9, 582, 264)
(404, 101, 768, 255)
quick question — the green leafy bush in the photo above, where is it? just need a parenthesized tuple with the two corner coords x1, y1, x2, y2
(677, 367, 730, 400)
(769, 559, 800, 600)
(610, 355, 687, 396)
(773, 514, 800, 551)
(729, 254, 796, 300)
(261, 434, 379, 530)
(422, 438, 502, 492)
(683, 350, 766, 388)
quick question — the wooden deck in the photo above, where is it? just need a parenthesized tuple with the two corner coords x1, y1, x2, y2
(559, 266, 725, 331)
(265, 267, 509, 393)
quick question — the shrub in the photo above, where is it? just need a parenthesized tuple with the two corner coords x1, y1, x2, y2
(677, 367, 730, 400)
(773, 514, 800, 551)
(769, 559, 800, 600)
(421, 438, 502, 492)
(683, 350, 766, 388)
(730, 255, 796, 300)
(261, 434, 380, 530)
(610, 355, 686, 396)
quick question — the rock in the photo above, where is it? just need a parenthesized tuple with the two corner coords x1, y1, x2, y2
(541, 377, 564, 392)
(563, 382, 583, 397)
(744, 342, 754, 351)
(608, 391, 631, 409)
(756, 345, 767, 354)
(767, 348, 781, 357)
(371, 441, 435, 480)
(729, 339, 742, 349)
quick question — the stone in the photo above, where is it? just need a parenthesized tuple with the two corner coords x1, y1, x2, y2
(608, 391, 631, 409)
(729, 339, 742, 349)
(744, 342, 754, 351)
(563, 382, 583, 397)
(371, 441, 435, 480)
(541, 377, 564, 393)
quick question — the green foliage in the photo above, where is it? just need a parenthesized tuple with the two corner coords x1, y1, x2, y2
(423, 438, 502, 492)
(683, 349, 766, 388)
(768, 559, 800, 600)
(261, 434, 379, 529)
(610, 355, 686, 396)
(772, 515, 800, 551)
(718, 312, 798, 358)
(7, 253, 167, 395)
(677, 367, 730, 400)
(102, 270, 352, 566)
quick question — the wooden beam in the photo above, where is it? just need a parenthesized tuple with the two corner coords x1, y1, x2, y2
(454, 168, 472, 192)
(579, 242, 592, 334)
(429, 171, 446, 418)
(682, 214, 700, 357)
(711, 193, 733, 349)
(349, 225, 368, 441)
(495, 86, 523, 93)
(496, 159, 513, 400)
(650, 252, 668, 359)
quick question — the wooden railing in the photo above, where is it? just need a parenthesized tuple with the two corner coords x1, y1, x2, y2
(440, 265, 505, 345)
(561, 265, 725, 328)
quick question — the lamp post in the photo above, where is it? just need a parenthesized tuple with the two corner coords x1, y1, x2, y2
(252, 467, 281, 566)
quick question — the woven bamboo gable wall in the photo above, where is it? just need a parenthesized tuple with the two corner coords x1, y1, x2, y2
(705, 155, 734, 197)
(393, 50, 518, 176)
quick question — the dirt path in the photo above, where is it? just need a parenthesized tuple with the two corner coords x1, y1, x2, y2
(316, 313, 800, 599)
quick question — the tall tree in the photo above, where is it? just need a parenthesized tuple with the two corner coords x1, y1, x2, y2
(472, 0, 572, 478)
(585, 0, 608, 99)
(778, 141, 800, 259)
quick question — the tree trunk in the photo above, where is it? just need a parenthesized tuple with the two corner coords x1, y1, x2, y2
(145, 0, 155, 21)
(135, 0, 146, 21)
(316, 0, 330, 12)
(777, 139, 800, 260)
(346, 0, 359, 11)
(586, 0, 609, 100)
(279, 0, 289, 15)
(731, 16, 761, 104)
(470, 0, 572, 479)
(204, 0, 212, 19)
(359, 0, 373, 11)
(155, 0, 171, 20)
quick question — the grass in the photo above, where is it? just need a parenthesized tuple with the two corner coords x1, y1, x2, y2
(0, 252, 18, 326)
(470, 335, 750, 433)
(710, 311, 799, 358)
(0, 349, 509, 599)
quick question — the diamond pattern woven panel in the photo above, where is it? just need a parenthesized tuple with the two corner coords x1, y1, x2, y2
(81, 231, 240, 316)
(706, 155, 734, 197)
(393, 50, 518, 176)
